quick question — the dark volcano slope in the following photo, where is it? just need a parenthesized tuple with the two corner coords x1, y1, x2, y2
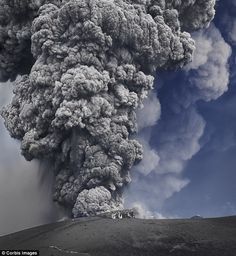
(1, 216, 236, 256)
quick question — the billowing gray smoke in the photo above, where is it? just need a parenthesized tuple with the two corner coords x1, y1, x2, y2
(0, 0, 215, 217)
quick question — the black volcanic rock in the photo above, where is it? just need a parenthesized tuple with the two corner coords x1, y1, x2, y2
(0, 216, 236, 256)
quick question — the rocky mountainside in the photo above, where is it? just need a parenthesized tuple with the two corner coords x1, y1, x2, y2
(0, 216, 236, 256)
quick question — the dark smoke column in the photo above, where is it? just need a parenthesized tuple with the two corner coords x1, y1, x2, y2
(0, 0, 215, 217)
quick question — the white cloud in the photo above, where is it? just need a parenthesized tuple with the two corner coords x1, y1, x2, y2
(136, 91, 161, 131)
(126, 23, 232, 216)
(156, 108, 206, 175)
(187, 24, 232, 101)
(131, 202, 166, 219)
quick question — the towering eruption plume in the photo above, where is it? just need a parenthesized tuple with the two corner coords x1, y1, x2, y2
(0, 0, 215, 217)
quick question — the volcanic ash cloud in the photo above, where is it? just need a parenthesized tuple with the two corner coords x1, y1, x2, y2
(0, 0, 215, 217)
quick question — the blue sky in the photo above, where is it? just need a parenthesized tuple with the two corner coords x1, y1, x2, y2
(162, 0, 236, 218)
(125, 0, 236, 218)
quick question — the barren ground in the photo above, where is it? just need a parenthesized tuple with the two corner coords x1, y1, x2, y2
(0, 216, 236, 256)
